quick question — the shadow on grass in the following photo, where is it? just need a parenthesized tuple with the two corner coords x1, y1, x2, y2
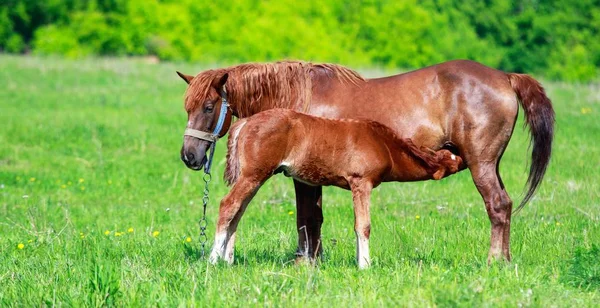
(235, 248, 301, 267)
(182, 244, 489, 270)
(181, 244, 302, 266)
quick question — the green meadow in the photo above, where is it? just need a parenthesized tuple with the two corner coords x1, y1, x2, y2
(0, 55, 599, 306)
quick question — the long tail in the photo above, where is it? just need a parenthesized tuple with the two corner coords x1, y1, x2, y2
(507, 73, 555, 211)
(224, 119, 248, 186)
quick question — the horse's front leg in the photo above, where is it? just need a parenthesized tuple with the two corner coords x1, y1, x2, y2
(293, 180, 324, 262)
(209, 178, 260, 264)
(350, 180, 373, 269)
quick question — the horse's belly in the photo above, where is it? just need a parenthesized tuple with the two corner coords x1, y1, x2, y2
(277, 161, 351, 190)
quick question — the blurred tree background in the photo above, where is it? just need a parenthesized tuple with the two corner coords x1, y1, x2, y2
(1, 0, 598, 81)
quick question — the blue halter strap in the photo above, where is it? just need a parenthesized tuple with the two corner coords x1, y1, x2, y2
(204, 90, 229, 173)
(211, 90, 229, 136)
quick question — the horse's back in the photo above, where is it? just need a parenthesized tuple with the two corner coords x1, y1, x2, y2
(244, 110, 393, 188)
(311, 60, 519, 159)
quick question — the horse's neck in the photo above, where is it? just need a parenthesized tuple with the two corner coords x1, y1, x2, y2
(229, 90, 306, 118)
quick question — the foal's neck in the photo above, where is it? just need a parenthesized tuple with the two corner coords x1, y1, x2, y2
(385, 136, 438, 182)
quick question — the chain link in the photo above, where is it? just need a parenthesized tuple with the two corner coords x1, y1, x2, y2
(199, 172, 211, 257)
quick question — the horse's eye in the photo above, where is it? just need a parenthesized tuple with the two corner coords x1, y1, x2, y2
(204, 106, 214, 113)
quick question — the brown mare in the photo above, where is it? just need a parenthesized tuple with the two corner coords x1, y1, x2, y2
(178, 60, 555, 263)
(208, 108, 464, 268)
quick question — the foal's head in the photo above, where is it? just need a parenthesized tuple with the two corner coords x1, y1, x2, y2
(177, 71, 232, 171)
(432, 149, 463, 180)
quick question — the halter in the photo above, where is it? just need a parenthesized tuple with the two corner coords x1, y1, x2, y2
(183, 88, 230, 174)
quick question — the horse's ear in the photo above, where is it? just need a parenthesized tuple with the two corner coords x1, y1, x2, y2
(176, 71, 194, 84)
(432, 169, 445, 180)
(212, 73, 229, 92)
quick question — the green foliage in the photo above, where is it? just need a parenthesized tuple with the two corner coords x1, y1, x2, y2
(4, 33, 25, 53)
(1, 1, 599, 79)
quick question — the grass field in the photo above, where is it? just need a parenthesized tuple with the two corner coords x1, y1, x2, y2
(1, 55, 599, 306)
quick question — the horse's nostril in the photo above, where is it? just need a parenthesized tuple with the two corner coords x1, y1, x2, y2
(188, 152, 195, 162)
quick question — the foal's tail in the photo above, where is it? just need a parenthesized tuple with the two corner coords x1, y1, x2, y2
(224, 119, 248, 186)
(507, 73, 555, 212)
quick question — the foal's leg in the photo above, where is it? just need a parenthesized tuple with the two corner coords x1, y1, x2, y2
(294, 181, 324, 261)
(469, 162, 513, 262)
(209, 177, 260, 264)
(222, 183, 260, 264)
(350, 180, 373, 269)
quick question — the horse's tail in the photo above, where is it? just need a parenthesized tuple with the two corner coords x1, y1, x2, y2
(224, 119, 248, 186)
(507, 73, 555, 212)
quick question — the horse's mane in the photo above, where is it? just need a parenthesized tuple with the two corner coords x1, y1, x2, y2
(185, 61, 364, 117)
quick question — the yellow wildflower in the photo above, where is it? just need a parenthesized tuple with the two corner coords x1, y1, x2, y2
(152, 231, 160, 237)
(104, 230, 111, 235)
(115, 232, 123, 237)
(416, 215, 421, 220)
(80, 235, 85, 239)
(127, 228, 134, 233)
(288, 211, 294, 215)
(581, 107, 592, 114)
(78, 178, 84, 183)
(185, 237, 192, 243)
(17, 243, 24, 249)
(61, 184, 67, 189)
(29, 177, 36, 182)
(556, 222, 561, 226)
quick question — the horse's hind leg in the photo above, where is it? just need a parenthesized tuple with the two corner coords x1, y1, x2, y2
(459, 93, 517, 262)
(469, 162, 513, 262)
(209, 177, 260, 264)
(294, 181, 324, 261)
(350, 180, 373, 269)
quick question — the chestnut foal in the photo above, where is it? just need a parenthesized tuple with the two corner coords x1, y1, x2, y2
(210, 108, 464, 268)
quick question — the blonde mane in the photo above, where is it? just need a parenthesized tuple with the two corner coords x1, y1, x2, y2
(184, 61, 363, 117)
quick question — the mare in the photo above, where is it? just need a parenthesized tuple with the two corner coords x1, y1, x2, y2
(177, 60, 554, 263)
(209, 108, 464, 268)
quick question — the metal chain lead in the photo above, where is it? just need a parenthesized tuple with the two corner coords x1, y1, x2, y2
(199, 172, 211, 257)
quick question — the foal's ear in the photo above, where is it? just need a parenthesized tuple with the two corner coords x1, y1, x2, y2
(212, 73, 229, 92)
(176, 71, 194, 84)
(432, 169, 445, 180)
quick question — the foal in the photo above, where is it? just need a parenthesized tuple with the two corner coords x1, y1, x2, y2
(210, 108, 464, 268)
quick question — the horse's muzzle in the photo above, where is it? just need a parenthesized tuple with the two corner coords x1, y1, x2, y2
(181, 151, 207, 171)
